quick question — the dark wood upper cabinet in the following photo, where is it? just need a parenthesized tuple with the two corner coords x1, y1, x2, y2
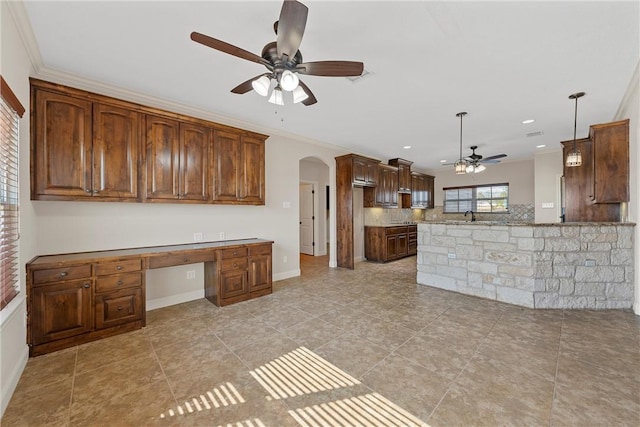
(31, 79, 267, 205)
(388, 158, 412, 193)
(32, 89, 93, 198)
(179, 122, 210, 201)
(213, 130, 265, 205)
(403, 171, 434, 209)
(364, 164, 398, 207)
(561, 119, 628, 222)
(93, 103, 140, 199)
(145, 115, 180, 200)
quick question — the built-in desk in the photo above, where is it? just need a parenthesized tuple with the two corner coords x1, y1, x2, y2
(26, 238, 273, 356)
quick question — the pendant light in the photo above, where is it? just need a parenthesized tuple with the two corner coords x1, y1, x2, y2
(566, 92, 586, 167)
(454, 112, 468, 174)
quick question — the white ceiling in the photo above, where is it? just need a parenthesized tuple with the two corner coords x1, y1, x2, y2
(20, 1, 639, 171)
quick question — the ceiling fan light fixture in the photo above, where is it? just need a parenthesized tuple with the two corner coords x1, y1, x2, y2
(474, 164, 486, 173)
(292, 85, 308, 103)
(251, 75, 271, 96)
(268, 86, 284, 105)
(280, 70, 300, 91)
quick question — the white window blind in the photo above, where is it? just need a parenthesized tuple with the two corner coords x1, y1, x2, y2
(0, 92, 20, 309)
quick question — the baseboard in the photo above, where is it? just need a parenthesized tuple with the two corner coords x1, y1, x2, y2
(274, 269, 300, 281)
(634, 300, 640, 316)
(146, 290, 204, 311)
(0, 295, 29, 418)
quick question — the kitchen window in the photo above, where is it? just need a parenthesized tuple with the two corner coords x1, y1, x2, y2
(443, 183, 509, 213)
(0, 77, 24, 310)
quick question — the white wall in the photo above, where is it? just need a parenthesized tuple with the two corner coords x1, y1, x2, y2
(426, 159, 535, 207)
(614, 61, 639, 315)
(534, 150, 563, 223)
(1, 1, 34, 416)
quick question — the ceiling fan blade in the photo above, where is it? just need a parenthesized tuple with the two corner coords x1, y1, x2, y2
(480, 154, 507, 163)
(297, 80, 317, 106)
(191, 32, 266, 65)
(230, 74, 268, 94)
(296, 61, 364, 77)
(276, 0, 308, 60)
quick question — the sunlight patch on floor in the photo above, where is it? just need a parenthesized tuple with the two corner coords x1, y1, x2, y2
(159, 382, 245, 419)
(250, 346, 361, 400)
(288, 393, 429, 427)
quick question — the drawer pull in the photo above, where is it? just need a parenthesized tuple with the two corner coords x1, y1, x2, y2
(117, 306, 123, 311)
(83, 283, 90, 288)
(233, 263, 237, 268)
(116, 266, 123, 270)
(233, 251, 238, 255)
(183, 258, 189, 262)
(60, 272, 67, 277)
(117, 280, 123, 286)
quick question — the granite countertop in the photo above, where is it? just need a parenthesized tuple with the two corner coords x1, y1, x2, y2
(419, 221, 635, 226)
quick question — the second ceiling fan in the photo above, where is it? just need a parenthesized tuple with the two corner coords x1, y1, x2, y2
(191, 0, 364, 106)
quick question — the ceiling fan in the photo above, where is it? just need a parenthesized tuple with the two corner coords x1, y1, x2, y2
(190, 0, 364, 106)
(443, 146, 507, 173)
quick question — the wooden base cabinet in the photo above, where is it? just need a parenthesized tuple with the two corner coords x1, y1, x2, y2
(28, 239, 273, 356)
(364, 225, 417, 262)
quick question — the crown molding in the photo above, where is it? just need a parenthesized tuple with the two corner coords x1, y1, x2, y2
(614, 59, 639, 121)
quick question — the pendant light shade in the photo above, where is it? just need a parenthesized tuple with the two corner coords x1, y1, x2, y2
(454, 112, 468, 174)
(292, 85, 309, 103)
(280, 70, 300, 92)
(566, 92, 585, 167)
(268, 86, 284, 106)
(251, 75, 271, 97)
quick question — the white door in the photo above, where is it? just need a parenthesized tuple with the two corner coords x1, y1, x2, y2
(299, 183, 314, 255)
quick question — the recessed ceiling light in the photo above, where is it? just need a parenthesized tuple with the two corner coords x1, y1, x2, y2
(536, 144, 546, 148)
(403, 145, 412, 149)
(440, 159, 447, 163)
(522, 119, 535, 124)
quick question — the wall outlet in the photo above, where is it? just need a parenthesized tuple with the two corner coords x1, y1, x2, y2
(541, 202, 554, 209)
(219, 232, 225, 240)
(193, 232, 203, 242)
(283, 255, 288, 263)
(448, 253, 456, 259)
(186, 270, 196, 279)
(585, 259, 596, 267)
(282, 201, 291, 209)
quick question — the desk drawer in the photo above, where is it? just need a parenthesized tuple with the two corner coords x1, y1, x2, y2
(147, 251, 215, 269)
(94, 259, 141, 276)
(220, 258, 248, 272)
(95, 272, 142, 293)
(219, 247, 248, 260)
(385, 226, 408, 235)
(95, 288, 142, 329)
(32, 265, 91, 285)
(249, 244, 271, 256)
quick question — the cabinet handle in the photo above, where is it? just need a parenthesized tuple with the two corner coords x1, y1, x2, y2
(117, 280, 123, 286)
(116, 265, 123, 270)
(233, 263, 238, 268)
(117, 306, 123, 311)
(83, 283, 90, 288)
(233, 251, 237, 255)
(183, 258, 189, 262)
(60, 272, 68, 277)
(85, 189, 92, 194)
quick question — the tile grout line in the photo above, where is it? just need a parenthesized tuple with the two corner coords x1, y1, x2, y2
(147, 331, 181, 409)
(66, 346, 79, 425)
(425, 310, 504, 423)
(548, 308, 566, 427)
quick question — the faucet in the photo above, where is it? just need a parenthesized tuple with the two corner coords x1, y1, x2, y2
(464, 210, 476, 222)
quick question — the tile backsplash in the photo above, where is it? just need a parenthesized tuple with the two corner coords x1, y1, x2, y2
(364, 204, 534, 225)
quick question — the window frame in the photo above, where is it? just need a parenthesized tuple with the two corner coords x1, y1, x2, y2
(1, 76, 24, 310)
(443, 182, 509, 214)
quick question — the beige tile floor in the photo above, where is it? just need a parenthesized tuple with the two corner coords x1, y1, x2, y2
(3, 255, 639, 426)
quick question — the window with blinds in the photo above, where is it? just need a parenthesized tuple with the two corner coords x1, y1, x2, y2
(443, 183, 509, 213)
(0, 81, 22, 310)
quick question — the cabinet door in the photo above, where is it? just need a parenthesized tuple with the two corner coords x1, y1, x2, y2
(249, 254, 272, 292)
(425, 175, 435, 208)
(365, 160, 378, 186)
(95, 288, 142, 329)
(397, 233, 408, 257)
(386, 235, 398, 260)
(240, 136, 265, 204)
(353, 157, 368, 185)
(213, 130, 241, 201)
(31, 280, 93, 345)
(388, 168, 398, 206)
(375, 167, 388, 205)
(180, 123, 210, 201)
(93, 103, 140, 199)
(33, 90, 92, 197)
(146, 115, 180, 199)
(592, 120, 629, 203)
(220, 269, 248, 299)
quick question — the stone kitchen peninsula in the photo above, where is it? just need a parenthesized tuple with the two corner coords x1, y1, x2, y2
(417, 222, 635, 309)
